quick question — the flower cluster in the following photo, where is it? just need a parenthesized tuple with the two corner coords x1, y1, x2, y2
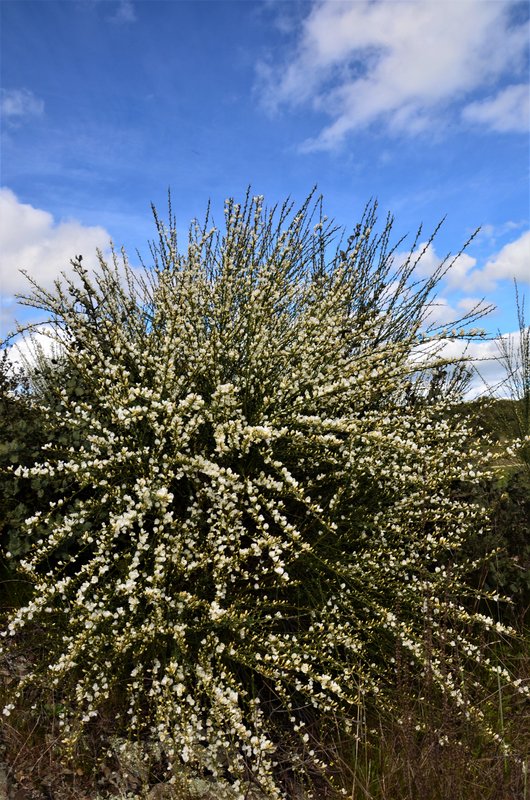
(2, 193, 526, 798)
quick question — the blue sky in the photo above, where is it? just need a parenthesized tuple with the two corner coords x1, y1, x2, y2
(1, 0, 529, 389)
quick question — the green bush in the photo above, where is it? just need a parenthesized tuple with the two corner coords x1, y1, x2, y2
(0, 345, 91, 601)
(1, 194, 526, 798)
(0, 351, 55, 606)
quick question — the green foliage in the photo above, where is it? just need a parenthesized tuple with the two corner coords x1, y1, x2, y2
(488, 469, 530, 617)
(459, 397, 530, 625)
(1, 194, 527, 798)
(0, 347, 89, 589)
(0, 352, 51, 605)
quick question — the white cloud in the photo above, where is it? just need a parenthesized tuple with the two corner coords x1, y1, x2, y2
(438, 329, 529, 399)
(473, 231, 530, 291)
(1, 88, 44, 124)
(439, 337, 504, 398)
(6, 326, 64, 371)
(0, 297, 17, 339)
(422, 297, 459, 326)
(0, 187, 111, 300)
(462, 83, 530, 133)
(402, 240, 478, 286)
(421, 295, 491, 328)
(457, 296, 487, 316)
(403, 231, 530, 293)
(258, 0, 529, 149)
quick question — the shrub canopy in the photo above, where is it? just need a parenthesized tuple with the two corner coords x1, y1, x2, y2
(1, 193, 526, 798)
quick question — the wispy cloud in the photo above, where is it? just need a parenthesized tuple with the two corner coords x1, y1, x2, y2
(462, 83, 530, 133)
(257, 0, 529, 150)
(477, 219, 528, 246)
(1, 88, 44, 125)
(108, 0, 136, 24)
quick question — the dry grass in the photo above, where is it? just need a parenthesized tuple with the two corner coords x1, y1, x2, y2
(1, 634, 528, 800)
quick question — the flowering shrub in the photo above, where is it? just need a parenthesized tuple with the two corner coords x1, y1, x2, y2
(1, 194, 527, 798)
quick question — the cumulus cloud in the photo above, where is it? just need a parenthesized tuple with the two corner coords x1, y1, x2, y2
(1, 88, 44, 125)
(258, 0, 529, 149)
(463, 83, 530, 133)
(404, 231, 530, 294)
(473, 231, 530, 291)
(421, 295, 491, 329)
(401, 240, 478, 287)
(456, 296, 488, 316)
(437, 335, 510, 398)
(6, 326, 64, 371)
(0, 187, 111, 302)
(439, 327, 530, 400)
(422, 297, 460, 327)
